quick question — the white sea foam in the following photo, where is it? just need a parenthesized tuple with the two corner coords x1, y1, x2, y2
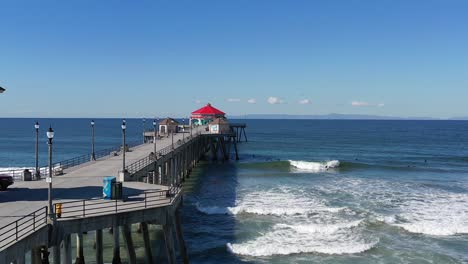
(393, 192, 468, 236)
(227, 222, 377, 256)
(289, 160, 340, 172)
(316, 177, 468, 236)
(376, 215, 396, 224)
(196, 188, 345, 216)
(276, 219, 363, 234)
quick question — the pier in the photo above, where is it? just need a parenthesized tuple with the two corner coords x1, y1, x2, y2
(0, 122, 246, 264)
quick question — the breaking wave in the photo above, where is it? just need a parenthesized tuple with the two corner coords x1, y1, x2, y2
(195, 188, 346, 216)
(392, 192, 468, 236)
(226, 221, 377, 256)
(289, 160, 341, 172)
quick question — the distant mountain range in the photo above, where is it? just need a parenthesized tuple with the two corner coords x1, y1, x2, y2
(229, 113, 468, 120)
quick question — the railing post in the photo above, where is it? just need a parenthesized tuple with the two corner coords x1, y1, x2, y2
(115, 199, 118, 213)
(15, 221, 18, 241)
(33, 211, 36, 231)
(83, 200, 86, 217)
(145, 193, 147, 208)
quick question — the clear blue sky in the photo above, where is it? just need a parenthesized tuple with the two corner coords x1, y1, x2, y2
(1, 0, 467, 118)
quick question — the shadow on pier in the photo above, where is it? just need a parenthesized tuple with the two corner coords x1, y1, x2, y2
(0, 186, 145, 204)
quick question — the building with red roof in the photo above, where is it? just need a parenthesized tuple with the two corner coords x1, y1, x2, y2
(190, 103, 225, 125)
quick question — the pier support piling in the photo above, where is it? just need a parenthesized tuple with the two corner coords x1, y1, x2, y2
(74, 233, 85, 264)
(112, 224, 122, 264)
(62, 234, 72, 264)
(95, 229, 103, 264)
(53, 244, 61, 264)
(122, 224, 137, 264)
(141, 222, 154, 264)
(163, 224, 176, 264)
(174, 210, 190, 264)
(31, 247, 42, 264)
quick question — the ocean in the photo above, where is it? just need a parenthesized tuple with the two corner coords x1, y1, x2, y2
(1, 119, 468, 263)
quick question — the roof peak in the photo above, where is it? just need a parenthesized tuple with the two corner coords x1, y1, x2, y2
(192, 103, 225, 115)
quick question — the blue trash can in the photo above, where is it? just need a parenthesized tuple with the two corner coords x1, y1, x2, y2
(103, 176, 116, 199)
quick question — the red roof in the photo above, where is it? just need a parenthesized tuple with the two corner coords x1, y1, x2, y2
(191, 103, 225, 115)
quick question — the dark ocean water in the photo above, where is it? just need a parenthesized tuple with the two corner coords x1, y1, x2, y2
(183, 120, 468, 264)
(1, 119, 468, 263)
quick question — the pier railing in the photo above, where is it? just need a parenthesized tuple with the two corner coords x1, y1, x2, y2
(0, 186, 181, 250)
(54, 187, 180, 219)
(125, 134, 195, 175)
(0, 206, 48, 250)
(0, 141, 140, 181)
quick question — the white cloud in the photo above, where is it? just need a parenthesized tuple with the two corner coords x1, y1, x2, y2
(195, 100, 202, 104)
(351, 101, 370, 107)
(247, 98, 256, 104)
(351, 101, 385, 107)
(267, 96, 283, 104)
(226, 98, 241, 102)
(298, 99, 311, 105)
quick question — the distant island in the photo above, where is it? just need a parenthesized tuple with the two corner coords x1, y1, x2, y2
(230, 114, 468, 120)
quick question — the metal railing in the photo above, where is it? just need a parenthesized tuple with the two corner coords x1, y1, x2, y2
(0, 207, 48, 250)
(125, 134, 196, 175)
(0, 168, 46, 181)
(54, 141, 140, 170)
(0, 186, 181, 250)
(1, 141, 140, 181)
(54, 187, 180, 219)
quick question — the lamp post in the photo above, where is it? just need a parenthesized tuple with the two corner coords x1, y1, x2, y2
(0, 86, 5, 93)
(182, 118, 185, 143)
(91, 120, 96, 161)
(153, 119, 157, 155)
(171, 131, 174, 149)
(122, 120, 126, 173)
(190, 117, 193, 138)
(34, 121, 40, 180)
(143, 118, 146, 143)
(46, 126, 55, 220)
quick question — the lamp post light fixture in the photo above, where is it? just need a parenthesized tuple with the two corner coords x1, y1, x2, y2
(34, 121, 40, 180)
(91, 120, 96, 161)
(153, 119, 157, 155)
(121, 120, 127, 173)
(46, 126, 55, 220)
(0, 86, 5, 93)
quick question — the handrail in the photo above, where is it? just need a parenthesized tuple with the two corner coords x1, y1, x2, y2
(0, 186, 181, 250)
(125, 134, 196, 176)
(54, 187, 181, 219)
(0, 206, 48, 250)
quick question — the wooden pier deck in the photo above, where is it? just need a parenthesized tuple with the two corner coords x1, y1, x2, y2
(0, 127, 205, 228)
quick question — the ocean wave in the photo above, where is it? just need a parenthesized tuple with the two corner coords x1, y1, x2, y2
(289, 160, 340, 172)
(391, 192, 468, 236)
(368, 188, 468, 236)
(195, 188, 346, 216)
(226, 222, 377, 256)
(395, 222, 468, 236)
(276, 219, 363, 234)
